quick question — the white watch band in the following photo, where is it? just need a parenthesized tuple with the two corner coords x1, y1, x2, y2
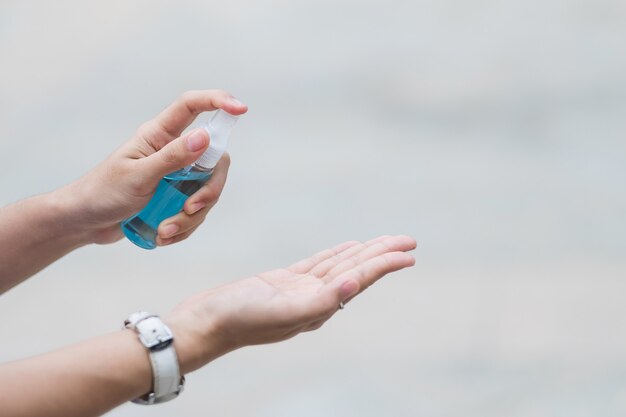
(124, 312, 185, 404)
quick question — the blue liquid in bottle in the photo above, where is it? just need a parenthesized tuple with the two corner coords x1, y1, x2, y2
(122, 109, 239, 249)
(121, 167, 212, 249)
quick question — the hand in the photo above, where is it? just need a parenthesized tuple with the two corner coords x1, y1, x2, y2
(58, 90, 248, 245)
(165, 235, 417, 373)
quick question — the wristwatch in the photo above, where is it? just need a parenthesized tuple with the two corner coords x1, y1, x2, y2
(124, 312, 185, 404)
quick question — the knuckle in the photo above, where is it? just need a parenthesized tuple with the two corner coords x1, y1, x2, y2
(381, 253, 394, 270)
(136, 121, 154, 137)
(175, 213, 195, 228)
(220, 152, 231, 166)
(178, 90, 196, 103)
(177, 91, 200, 116)
(196, 209, 209, 222)
(356, 265, 367, 281)
(329, 252, 344, 265)
(186, 218, 205, 232)
(202, 185, 221, 203)
(165, 231, 190, 246)
(209, 89, 228, 98)
(164, 212, 184, 225)
(119, 162, 152, 196)
(131, 178, 155, 197)
(159, 147, 179, 165)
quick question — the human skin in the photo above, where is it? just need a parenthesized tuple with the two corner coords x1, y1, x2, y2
(0, 234, 416, 417)
(0, 90, 246, 293)
(0, 90, 417, 417)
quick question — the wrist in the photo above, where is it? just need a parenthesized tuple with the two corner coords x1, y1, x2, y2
(45, 186, 92, 247)
(51, 179, 123, 245)
(164, 311, 233, 375)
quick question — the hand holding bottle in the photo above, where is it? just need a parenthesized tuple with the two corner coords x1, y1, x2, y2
(121, 110, 240, 249)
(56, 90, 248, 246)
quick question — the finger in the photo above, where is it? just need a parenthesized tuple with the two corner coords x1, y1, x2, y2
(157, 205, 209, 241)
(321, 235, 417, 283)
(324, 251, 416, 304)
(148, 90, 248, 139)
(306, 235, 395, 279)
(156, 154, 230, 238)
(183, 153, 231, 215)
(156, 224, 200, 247)
(287, 240, 361, 274)
(137, 128, 209, 182)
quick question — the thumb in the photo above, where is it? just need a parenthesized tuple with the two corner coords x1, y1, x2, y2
(139, 128, 209, 181)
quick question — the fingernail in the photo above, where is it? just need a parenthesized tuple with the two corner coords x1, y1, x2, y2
(187, 202, 205, 215)
(229, 96, 245, 107)
(160, 224, 179, 238)
(186, 129, 207, 152)
(159, 238, 174, 246)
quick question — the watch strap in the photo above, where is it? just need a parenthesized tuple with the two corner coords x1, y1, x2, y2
(124, 312, 185, 405)
(150, 344, 183, 400)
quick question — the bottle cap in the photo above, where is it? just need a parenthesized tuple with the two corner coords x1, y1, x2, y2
(195, 110, 239, 169)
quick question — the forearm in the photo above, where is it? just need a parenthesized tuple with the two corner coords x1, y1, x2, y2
(0, 315, 227, 417)
(0, 189, 90, 293)
(0, 234, 416, 416)
(0, 330, 151, 417)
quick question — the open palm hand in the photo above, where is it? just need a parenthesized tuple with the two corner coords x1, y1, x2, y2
(167, 235, 416, 373)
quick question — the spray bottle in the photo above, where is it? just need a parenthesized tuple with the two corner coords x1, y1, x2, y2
(121, 110, 238, 249)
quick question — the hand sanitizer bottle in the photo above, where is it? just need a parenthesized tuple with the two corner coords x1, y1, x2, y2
(121, 110, 239, 249)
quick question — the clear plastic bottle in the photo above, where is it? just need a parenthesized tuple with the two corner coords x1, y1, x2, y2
(121, 110, 239, 249)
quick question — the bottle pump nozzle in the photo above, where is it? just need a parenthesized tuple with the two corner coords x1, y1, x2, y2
(195, 110, 239, 169)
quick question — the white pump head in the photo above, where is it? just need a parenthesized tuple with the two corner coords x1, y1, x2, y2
(195, 110, 239, 169)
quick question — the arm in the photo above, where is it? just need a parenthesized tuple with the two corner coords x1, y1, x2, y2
(0, 192, 90, 293)
(0, 235, 416, 417)
(0, 90, 247, 293)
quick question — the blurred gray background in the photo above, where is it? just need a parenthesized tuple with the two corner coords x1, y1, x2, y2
(1, 1, 626, 416)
